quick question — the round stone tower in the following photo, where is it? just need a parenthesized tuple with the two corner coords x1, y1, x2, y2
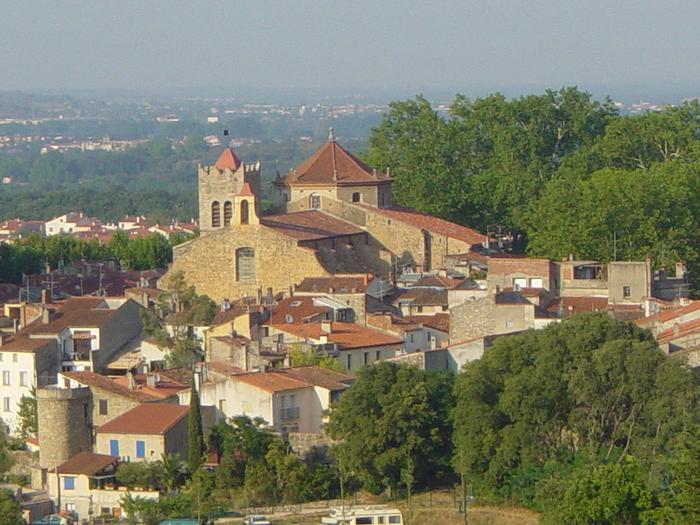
(37, 386, 92, 470)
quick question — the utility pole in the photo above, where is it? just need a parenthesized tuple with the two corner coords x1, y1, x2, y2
(461, 472, 468, 525)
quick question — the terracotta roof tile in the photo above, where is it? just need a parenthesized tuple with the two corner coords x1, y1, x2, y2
(282, 365, 352, 391)
(233, 371, 311, 393)
(61, 371, 159, 402)
(271, 321, 403, 350)
(635, 301, 700, 326)
(214, 147, 241, 170)
(295, 274, 373, 294)
(262, 211, 364, 241)
(57, 452, 118, 476)
(407, 313, 450, 332)
(238, 182, 254, 196)
(282, 138, 391, 186)
(657, 317, 700, 343)
(96, 404, 189, 435)
(269, 296, 331, 324)
(360, 205, 488, 246)
(0, 336, 55, 353)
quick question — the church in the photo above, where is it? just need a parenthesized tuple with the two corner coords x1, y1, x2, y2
(165, 130, 488, 302)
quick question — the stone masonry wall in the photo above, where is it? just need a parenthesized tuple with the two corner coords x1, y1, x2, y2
(449, 295, 497, 342)
(168, 224, 330, 303)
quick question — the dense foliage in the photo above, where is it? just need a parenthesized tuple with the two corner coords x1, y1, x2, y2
(451, 313, 700, 522)
(366, 89, 700, 287)
(0, 231, 183, 283)
(326, 364, 455, 496)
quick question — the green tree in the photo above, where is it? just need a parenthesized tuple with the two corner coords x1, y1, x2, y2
(187, 381, 205, 474)
(544, 459, 652, 525)
(0, 490, 23, 525)
(327, 362, 455, 495)
(17, 388, 37, 438)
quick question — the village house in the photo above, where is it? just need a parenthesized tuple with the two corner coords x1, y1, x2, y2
(94, 403, 190, 462)
(47, 452, 158, 520)
(0, 334, 58, 434)
(22, 297, 143, 373)
(266, 320, 404, 372)
(179, 365, 352, 434)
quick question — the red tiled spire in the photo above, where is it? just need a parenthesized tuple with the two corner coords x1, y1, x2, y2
(214, 147, 242, 170)
(238, 182, 254, 197)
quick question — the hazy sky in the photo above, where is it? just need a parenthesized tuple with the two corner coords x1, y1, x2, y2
(2, 0, 700, 98)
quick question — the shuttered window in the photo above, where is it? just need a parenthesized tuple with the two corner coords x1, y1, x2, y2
(236, 247, 255, 282)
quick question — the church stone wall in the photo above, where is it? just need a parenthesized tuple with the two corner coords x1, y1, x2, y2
(168, 224, 329, 303)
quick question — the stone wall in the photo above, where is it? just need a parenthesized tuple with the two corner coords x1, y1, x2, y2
(167, 224, 330, 303)
(487, 258, 556, 292)
(449, 295, 497, 342)
(37, 387, 92, 470)
(96, 300, 143, 372)
(89, 387, 141, 428)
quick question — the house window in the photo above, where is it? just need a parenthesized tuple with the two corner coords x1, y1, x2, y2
(63, 477, 75, 490)
(376, 350, 381, 361)
(352, 192, 361, 203)
(309, 194, 321, 209)
(12, 354, 17, 363)
(236, 247, 255, 282)
(530, 278, 543, 288)
(417, 306, 423, 313)
(211, 201, 221, 228)
(356, 518, 372, 525)
(2, 398, 9, 412)
(223, 201, 233, 226)
(136, 440, 145, 458)
(409, 334, 414, 343)
(623, 286, 631, 298)
(218, 399, 226, 413)
(19, 372, 27, 387)
(389, 516, 401, 524)
(0, 354, 3, 361)
(99, 399, 108, 415)
(109, 439, 119, 457)
(346, 354, 352, 370)
(513, 277, 527, 290)
(363, 352, 369, 365)
(2, 371, 9, 386)
(100, 508, 110, 517)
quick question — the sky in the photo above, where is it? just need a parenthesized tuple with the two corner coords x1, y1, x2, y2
(2, 0, 700, 100)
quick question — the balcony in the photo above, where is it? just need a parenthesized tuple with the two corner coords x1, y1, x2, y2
(279, 406, 300, 421)
(63, 352, 90, 362)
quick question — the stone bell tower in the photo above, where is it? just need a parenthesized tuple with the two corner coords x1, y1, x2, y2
(198, 146, 261, 233)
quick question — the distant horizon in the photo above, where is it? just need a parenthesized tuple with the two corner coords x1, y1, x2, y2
(3, 82, 698, 106)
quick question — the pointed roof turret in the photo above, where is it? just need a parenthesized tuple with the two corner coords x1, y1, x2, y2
(237, 182, 255, 197)
(214, 147, 242, 170)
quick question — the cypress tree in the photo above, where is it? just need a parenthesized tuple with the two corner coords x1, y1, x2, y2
(188, 379, 204, 474)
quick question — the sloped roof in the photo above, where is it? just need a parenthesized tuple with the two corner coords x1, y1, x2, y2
(283, 365, 352, 391)
(0, 335, 55, 353)
(407, 313, 450, 333)
(238, 182, 254, 196)
(657, 317, 700, 343)
(269, 296, 330, 325)
(261, 211, 364, 241)
(96, 403, 188, 435)
(214, 147, 241, 170)
(270, 321, 403, 349)
(57, 452, 118, 476)
(361, 205, 488, 246)
(233, 371, 311, 393)
(282, 137, 391, 186)
(295, 274, 373, 294)
(61, 371, 159, 402)
(635, 301, 700, 326)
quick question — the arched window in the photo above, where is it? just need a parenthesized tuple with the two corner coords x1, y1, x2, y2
(236, 247, 255, 282)
(309, 193, 321, 209)
(352, 192, 361, 203)
(223, 201, 233, 226)
(240, 199, 249, 225)
(211, 201, 220, 228)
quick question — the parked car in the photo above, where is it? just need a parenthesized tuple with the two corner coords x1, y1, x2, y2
(31, 515, 72, 525)
(243, 516, 271, 525)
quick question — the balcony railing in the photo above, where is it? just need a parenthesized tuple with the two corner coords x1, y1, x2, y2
(279, 407, 300, 421)
(63, 352, 90, 362)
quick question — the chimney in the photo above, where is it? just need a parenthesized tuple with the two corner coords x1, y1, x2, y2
(126, 371, 136, 390)
(673, 323, 680, 337)
(41, 289, 49, 305)
(146, 373, 157, 388)
(321, 320, 332, 334)
(12, 319, 18, 334)
(0, 334, 6, 346)
(41, 307, 52, 325)
(363, 274, 369, 286)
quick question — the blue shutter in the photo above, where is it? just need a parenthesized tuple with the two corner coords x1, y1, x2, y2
(136, 440, 145, 458)
(109, 439, 119, 457)
(63, 476, 75, 490)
